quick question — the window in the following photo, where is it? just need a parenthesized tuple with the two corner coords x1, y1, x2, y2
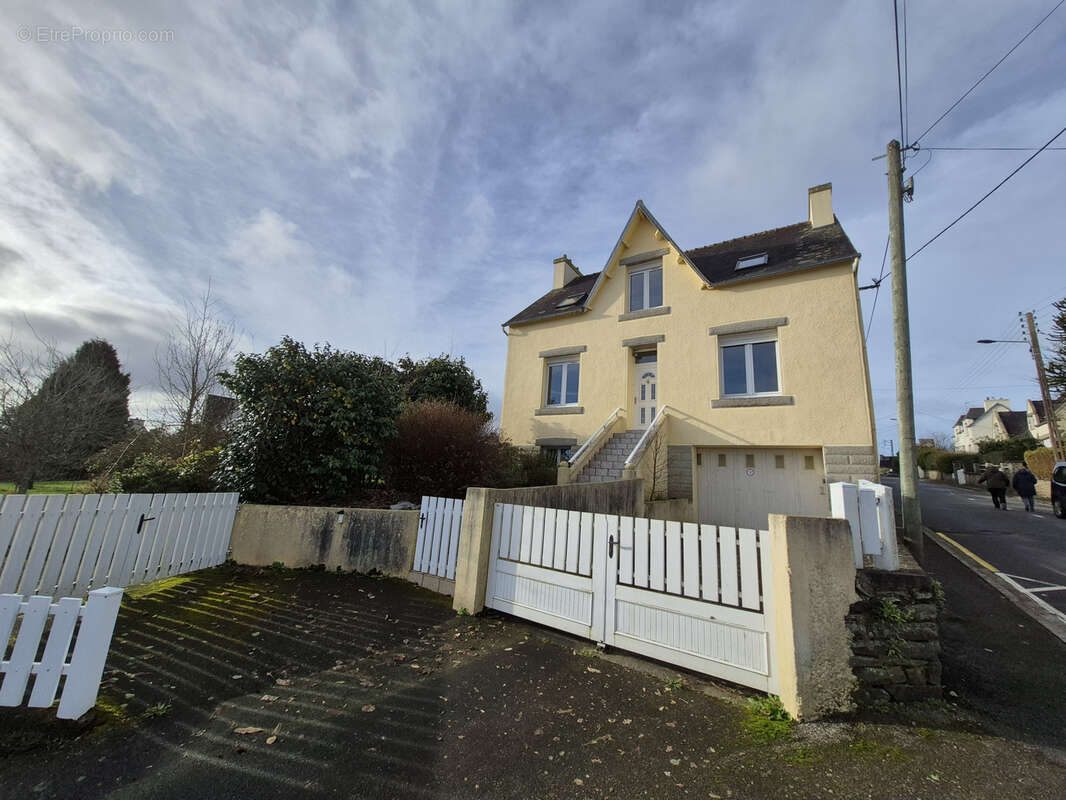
(736, 253, 768, 270)
(546, 357, 580, 406)
(720, 331, 780, 397)
(628, 265, 663, 312)
(541, 445, 573, 465)
(718, 453, 727, 467)
(775, 454, 785, 469)
(745, 454, 755, 469)
(804, 455, 816, 470)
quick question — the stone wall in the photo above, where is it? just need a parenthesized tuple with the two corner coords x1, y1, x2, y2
(230, 504, 419, 578)
(847, 569, 943, 704)
(824, 445, 878, 485)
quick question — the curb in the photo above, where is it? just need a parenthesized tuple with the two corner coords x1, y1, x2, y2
(923, 526, 1066, 647)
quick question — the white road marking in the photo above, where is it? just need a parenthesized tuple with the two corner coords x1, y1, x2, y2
(1029, 586, 1066, 594)
(997, 573, 1066, 627)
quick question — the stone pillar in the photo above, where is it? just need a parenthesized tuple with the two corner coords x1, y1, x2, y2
(452, 487, 498, 614)
(556, 462, 571, 485)
(769, 514, 858, 720)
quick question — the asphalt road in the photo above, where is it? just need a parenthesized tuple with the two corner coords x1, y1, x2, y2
(885, 477, 1066, 616)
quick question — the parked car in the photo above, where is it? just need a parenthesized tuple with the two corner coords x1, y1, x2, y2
(1053, 461, 1066, 519)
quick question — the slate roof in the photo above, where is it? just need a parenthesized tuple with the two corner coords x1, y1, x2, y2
(954, 407, 983, 428)
(685, 218, 858, 287)
(503, 272, 600, 327)
(998, 410, 1030, 437)
(504, 214, 858, 327)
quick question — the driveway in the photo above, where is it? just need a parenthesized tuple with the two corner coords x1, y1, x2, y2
(2, 566, 1065, 799)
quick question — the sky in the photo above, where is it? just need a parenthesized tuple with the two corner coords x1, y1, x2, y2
(1, 0, 1064, 451)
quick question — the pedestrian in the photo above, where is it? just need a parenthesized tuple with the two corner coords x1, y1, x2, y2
(978, 465, 1010, 510)
(1012, 466, 1038, 512)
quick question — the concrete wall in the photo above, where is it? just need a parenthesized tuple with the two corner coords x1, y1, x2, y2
(484, 479, 644, 517)
(499, 206, 876, 462)
(644, 498, 696, 522)
(769, 514, 858, 720)
(230, 504, 419, 578)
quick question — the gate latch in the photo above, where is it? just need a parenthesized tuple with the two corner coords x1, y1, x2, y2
(607, 535, 616, 558)
(136, 513, 156, 535)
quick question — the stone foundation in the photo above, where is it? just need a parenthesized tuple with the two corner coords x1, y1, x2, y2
(846, 569, 943, 705)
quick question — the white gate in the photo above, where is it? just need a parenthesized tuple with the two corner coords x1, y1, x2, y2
(0, 492, 240, 597)
(484, 503, 776, 692)
(412, 496, 464, 580)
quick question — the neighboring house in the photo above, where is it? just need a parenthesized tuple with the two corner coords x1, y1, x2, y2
(498, 184, 877, 529)
(1027, 398, 1066, 448)
(952, 398, 1018, 453)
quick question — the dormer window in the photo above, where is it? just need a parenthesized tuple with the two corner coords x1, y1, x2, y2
(628, 265, 663, 312)
(736, 253, 768, 270)
(555, 293, 585, 309)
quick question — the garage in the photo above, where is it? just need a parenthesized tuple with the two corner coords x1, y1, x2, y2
(696, 447, 828, 530)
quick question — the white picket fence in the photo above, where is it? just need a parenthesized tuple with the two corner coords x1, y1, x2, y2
(829, 481, 900, 571)
(1, 587, 123, 719)
(0, 492, 240, 597)
(412, 495, 464, 580)
(485, 503, 776, 692)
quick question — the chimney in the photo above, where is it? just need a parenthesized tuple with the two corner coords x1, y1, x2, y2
(808, 183, 834, 228)
(553, 254, 580, 289)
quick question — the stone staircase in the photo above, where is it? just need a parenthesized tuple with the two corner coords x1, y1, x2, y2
(573, 430, 644, 483)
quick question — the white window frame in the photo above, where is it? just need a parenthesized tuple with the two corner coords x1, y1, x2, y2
(627, 264, 663, 313)
(719, 330, 781, 398)
(545, 356, 580, 407)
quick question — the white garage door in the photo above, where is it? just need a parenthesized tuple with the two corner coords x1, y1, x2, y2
(697, 448, 828, 530)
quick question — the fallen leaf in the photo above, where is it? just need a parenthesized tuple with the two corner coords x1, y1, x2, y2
(361, 705, 376, 713)
(556, 708, 573, 715)
(276, 679, 292, 686)
(260, 695, 279, 703)
(233, 727, 264, 735)
(670, 758, 681, 766)
(586, 667, 601, 674)
(266, 724, 281, 745)
(622, 719, 632, 725)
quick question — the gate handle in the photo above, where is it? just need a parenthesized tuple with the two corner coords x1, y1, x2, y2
(607, 535, 615, 558)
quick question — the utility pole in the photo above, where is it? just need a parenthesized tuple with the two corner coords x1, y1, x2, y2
(888, 139, 923, 562)
(1025, 311, 1065, 462)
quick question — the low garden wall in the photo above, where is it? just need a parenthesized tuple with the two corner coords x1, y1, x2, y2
(847, 569, 943, 705)
(482, 478, 644, 516)
(230, 504, 419, 578)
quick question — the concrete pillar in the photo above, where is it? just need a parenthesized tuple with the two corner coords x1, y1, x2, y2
(769, 514, 857, 720)
(452, 487, 498, 614)
(556, 462, 571, 485)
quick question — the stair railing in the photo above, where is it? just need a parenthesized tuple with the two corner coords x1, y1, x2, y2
(563, 407, 626, 483)
(623, 405, 673, 477)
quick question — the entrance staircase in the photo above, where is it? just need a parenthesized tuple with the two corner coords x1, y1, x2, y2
(573, 430, 644, 483)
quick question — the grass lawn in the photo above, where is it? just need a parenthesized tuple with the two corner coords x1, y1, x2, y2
(0, 480, 93, 495)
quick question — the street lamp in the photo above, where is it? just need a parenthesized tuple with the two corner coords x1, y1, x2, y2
(976, 316, 1065, 462)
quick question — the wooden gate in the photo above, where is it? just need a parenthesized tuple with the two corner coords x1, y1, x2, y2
(484, 503, 776, 692)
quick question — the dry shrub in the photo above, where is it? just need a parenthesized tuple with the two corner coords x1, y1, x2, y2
(1024, 447, 1056, 481)
(383, 400, 509, 498)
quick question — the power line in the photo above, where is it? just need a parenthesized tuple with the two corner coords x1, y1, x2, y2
(864, 236, 891, 343)
(911, 0, 1065, 146)
(919, 146, 1066, 151)
(893, 0, 906, 158)
(907, 124, 1066, 261)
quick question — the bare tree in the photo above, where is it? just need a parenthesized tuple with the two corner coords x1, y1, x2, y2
(930, 432, 954, 451)
(645, 428, 669, 501)
(156, 286, 236, 453)
(1, 331, 130, 492)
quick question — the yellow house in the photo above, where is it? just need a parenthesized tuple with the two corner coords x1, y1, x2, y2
(499, 184, 878, 528)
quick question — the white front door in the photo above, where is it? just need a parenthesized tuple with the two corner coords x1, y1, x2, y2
(633, 352, 658, 429)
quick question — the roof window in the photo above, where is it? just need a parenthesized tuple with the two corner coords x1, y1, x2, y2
(555, 293, 585, 309)
(735, 253, 768, 270)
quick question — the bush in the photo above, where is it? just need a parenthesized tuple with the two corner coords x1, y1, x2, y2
(383, 400, 511, 498)
(1024, 447, 1056, 481)
(114, 448, 221, 493)
(916, 447, 944, 471)
(977, 436, 1039, 462)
